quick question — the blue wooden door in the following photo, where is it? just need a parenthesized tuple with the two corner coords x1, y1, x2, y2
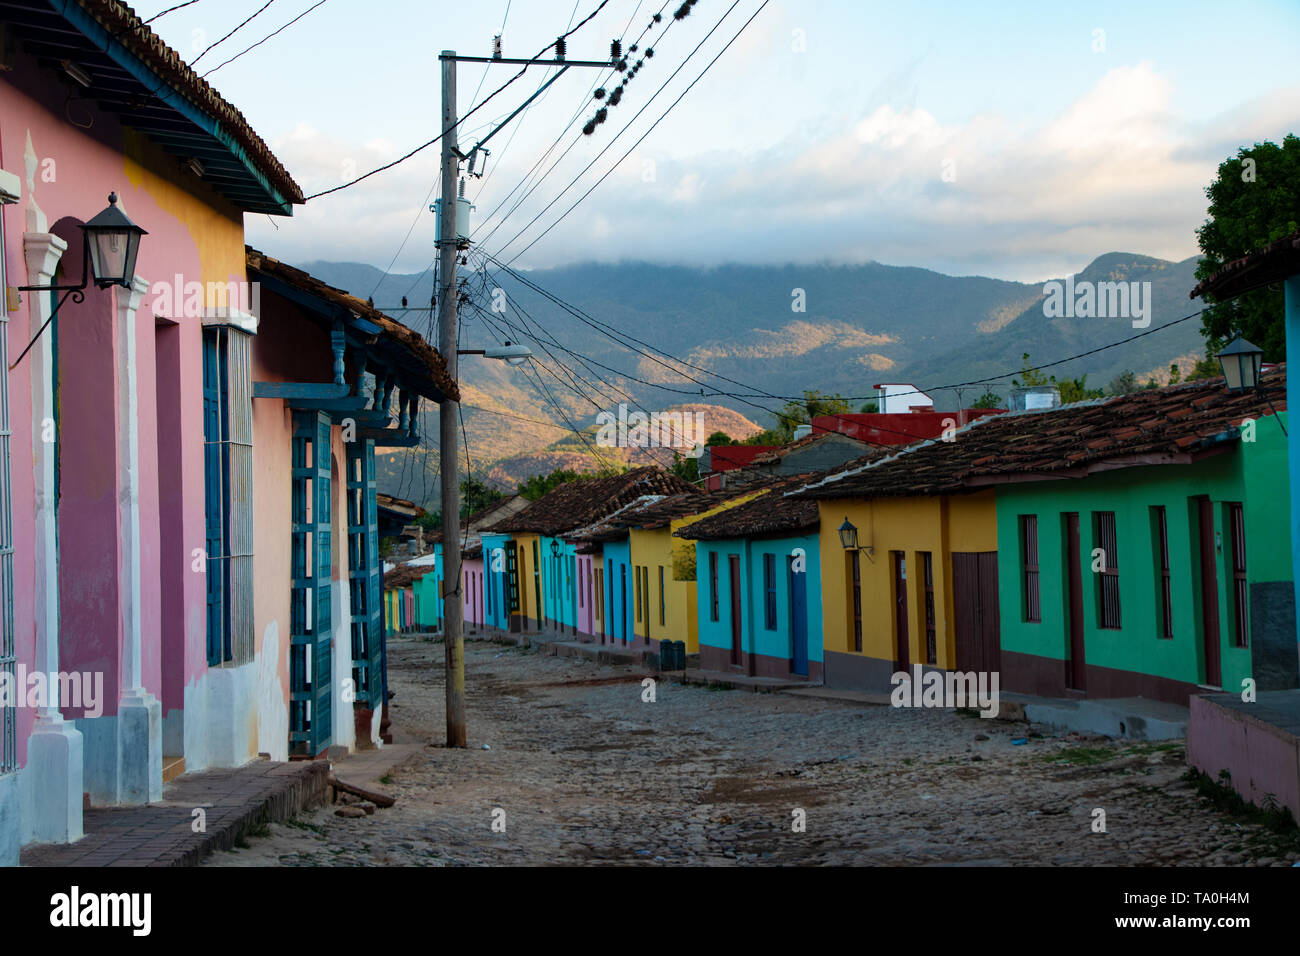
(290, 411, 332, 756)
(347, 439, 383, 709)
(789, 558, 808, 676)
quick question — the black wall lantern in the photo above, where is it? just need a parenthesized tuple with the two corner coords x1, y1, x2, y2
(1216, 334, 1264, 393)
(837, 517, 859, 552)
(12, 192, 148, 370)
(549, 538, 561, 558)
(1215, 332, 1286, 436)
(83, 192, 147, 289)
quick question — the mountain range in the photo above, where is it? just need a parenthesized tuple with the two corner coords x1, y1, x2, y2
(301, 252, 1207, 509)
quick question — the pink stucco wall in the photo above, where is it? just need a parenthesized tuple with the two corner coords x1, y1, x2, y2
(463, 557, 484, 627)
(1187, 694, 1300, 823)
(577, 554, 595, 637)
(1, 53, 243, 758)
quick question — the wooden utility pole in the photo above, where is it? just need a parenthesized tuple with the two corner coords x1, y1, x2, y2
(437, 49, 466, 748)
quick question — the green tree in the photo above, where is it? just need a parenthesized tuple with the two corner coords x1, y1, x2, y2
(859, 400, 879, 413)
(1194, 134, 1300, 362)
(971, 389, 1004, 410)
(1107, 370, 1139, 396)
(460, 474, 504, 518)
(743, 389, 852, 445)
(1167, 363, 1182, 386)
(518, 467, 588, 501)
(1184, 355, 1222, 382)
(414, 511, 441, 531)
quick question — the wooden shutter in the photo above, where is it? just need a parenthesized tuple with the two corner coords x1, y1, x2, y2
(1020, 515, 1040, 623)
(1094, 511, 1120, 629)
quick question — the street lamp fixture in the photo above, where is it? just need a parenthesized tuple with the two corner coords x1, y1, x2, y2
(837, 517, 874, 557)
(458, 341, 533, 366)
(1216, 334, 1264, 393)
(549, 539, 561, 558)
(13, 192, 148, 370)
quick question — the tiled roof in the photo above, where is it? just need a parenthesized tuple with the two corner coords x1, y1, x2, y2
(1191, 230, 1300, 301)
(748, 431, 875, 466)
(675, 476, 819, 541)
(795, 369, 1287, 500)
(14, 0, 303, 208)
(383, 563, 435, 590)
(487, 468, 700, 536)
(567, 494, 668, 546)
(246, 248, 458, 402)
(601, 490, 739, 531)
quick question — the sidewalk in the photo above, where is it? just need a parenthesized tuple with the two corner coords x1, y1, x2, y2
(21, 736, 420, 867)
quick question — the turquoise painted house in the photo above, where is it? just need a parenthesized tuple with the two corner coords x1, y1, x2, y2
(992, 374, 1293, 704)
(676, 481, 823, 680)
(540, 535, 579, 635)
(481, 531, 513, 632)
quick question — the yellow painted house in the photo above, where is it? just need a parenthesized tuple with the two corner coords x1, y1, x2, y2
(625, 490, 771, 652)
(795, 439, 1001, 693)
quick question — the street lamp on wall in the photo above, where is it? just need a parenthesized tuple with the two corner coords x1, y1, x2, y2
(1216, 334, 1264, 393)
(837, 517, 874, 557)
(457, 341, 533, 366)
(12, 192, 148, 370)
(549, 538, 561, 558)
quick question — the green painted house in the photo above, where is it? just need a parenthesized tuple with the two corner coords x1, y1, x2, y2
(995, 372, 1292, 705)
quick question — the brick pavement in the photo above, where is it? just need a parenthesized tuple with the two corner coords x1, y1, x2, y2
(21, 759, 330, 867)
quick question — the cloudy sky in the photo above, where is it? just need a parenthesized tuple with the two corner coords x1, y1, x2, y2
(149, 0, 1300, 282)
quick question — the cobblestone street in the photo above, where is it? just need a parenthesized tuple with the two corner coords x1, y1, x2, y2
(208, 636, 1300, 867)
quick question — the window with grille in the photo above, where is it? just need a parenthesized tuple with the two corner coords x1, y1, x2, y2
(763, 553, 777, 629)
(921, 551, 936, 665)
(1020, 515, 1040, 623)
(850, 551, 863, 652)
(202, 325, 254, 666)
(709, 551, 719, 621)
(634, 565, 642, 623)
(1151, 506, 1172, 639)
(1228, 503, 1248, 648)
(1093, 511, 1120, 629)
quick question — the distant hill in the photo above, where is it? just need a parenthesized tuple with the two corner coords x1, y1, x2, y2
(302, 254, 1208, 509)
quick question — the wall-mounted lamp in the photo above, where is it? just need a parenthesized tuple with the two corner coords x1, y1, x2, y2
(837, 517, 873, 557)
(12, 192, 148, 369)
(549, 538, 561, 558)
(61, 58, 92, 88)
(1216, 334, 1263, 393)
(1216, 333, 1285, 436)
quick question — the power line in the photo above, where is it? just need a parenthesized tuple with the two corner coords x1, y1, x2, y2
(493, 0, 769, 266)
(201, 0, 330, 78)
(303, 0, 613, 202)
(143, 0, 203, 24)
(190, 0, 277, 66)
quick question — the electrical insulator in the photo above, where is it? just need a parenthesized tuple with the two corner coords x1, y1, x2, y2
(610, 39, 621, 60)
(555, 36, 566, 59)
(492, 34, 502, 59)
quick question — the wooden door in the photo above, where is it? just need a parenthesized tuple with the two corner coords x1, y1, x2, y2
(1065, 513, 1086, 691)
(1198, 497, 1222, 687)
(892, 551, 910, 672)
(952, 552, 1001, 674)
(729, 554, 743, 666)
(789, 558, 808, 676)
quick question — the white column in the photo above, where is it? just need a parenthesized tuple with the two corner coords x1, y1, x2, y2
(115, 274, 161, 805)
(20, 231, 83, 843)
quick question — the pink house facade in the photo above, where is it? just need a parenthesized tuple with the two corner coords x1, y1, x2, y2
(0, 2, 454, 863)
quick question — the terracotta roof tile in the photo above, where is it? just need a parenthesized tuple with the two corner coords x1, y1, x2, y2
(794, 368, 1286, 500)
(675, 476, 819, 541)
(487, 468, 700, 537)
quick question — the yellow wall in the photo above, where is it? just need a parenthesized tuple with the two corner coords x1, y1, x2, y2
(816, 491, 997, 670)
(629, 527, 698, 650)
(122, 128, 247, 291)
(514, 534, 541, 626)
